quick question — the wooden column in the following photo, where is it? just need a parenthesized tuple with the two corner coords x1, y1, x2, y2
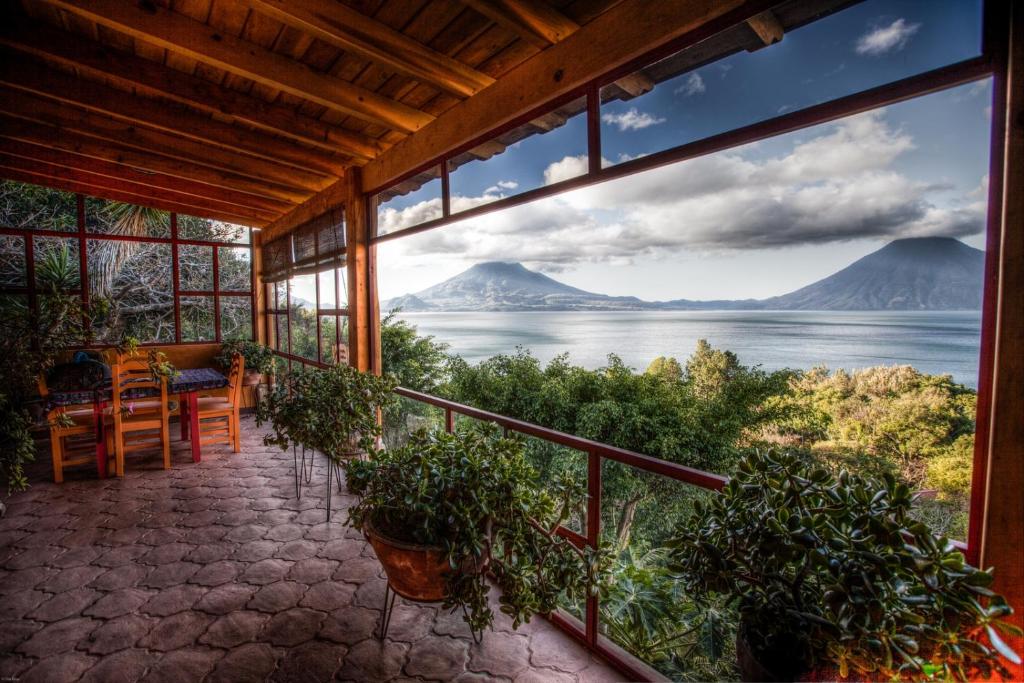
(252, 231, 266, 346)
(979, 2, 1024, 675)
(345, 168, 371, 372)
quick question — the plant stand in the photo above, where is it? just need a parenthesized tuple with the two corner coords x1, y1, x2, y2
(378, 582, 482, 644)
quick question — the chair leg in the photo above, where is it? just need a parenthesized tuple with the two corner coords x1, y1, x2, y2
(162, 423, 171, 469)
(115, 432, 125, 478)
(232, 411, 241, 453)
(50, 431, 63, 484)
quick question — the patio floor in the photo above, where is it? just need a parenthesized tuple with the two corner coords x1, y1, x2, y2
(0, 415, 623, 682)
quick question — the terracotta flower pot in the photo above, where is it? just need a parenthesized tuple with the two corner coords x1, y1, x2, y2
(242, 369, 264, 386)
(364, 516, 451, 602)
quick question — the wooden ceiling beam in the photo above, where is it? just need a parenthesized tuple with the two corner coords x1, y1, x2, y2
(0, 87, 332, 192)
(460, 0, 580, 47)
(243, 0, 495, 98)
(0, 19, 384, 161)
(0, 153, 278, 223)
(0, 166, 267, 226)
(746, 10, 784, 49)
(0, 57, 347, 179)
(0, 137, 292, 216)
(41, 0, 435, 133)
(363, 0, 746, 191)
(0, 116, 309, 204)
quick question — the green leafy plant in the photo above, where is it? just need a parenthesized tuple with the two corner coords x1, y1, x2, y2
(670, 448, 1021, 681)
(215, 339, 276, 376)
(112, 335, 178, 381)
(256, 364, 397, 461)
(344, 424, 608, 634)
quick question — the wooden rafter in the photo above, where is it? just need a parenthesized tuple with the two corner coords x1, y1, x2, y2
(0, 19, 384, 161)
(0, 116, 309, 204)
(746, 10, 784, 49)
(242, 0, 496, 98)
(0, 57, 347, 178)
(0, 137, 293, 216)
(460, 0, 580, 47)
(41, 0, 435, 133)
(0, 87, 332, 192)
(363, 0, 745, 191)
(0, 166, 267, 226)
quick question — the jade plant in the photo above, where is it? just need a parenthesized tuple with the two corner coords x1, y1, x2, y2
(215, 339, 276, 377)
(670, 448, 1021, 681)
(344, 424, 608, 634)
(257, 364, 397, 461)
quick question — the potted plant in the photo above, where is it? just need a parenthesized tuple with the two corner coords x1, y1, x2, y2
(670, 449, 1021, 682)
(344, 424, 607, 635)
(216, 339, 275, 386)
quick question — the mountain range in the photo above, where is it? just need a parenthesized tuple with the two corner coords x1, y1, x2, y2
(383, 237, 984, 312)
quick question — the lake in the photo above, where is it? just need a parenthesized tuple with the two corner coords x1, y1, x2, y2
(397, 310, 983, 388)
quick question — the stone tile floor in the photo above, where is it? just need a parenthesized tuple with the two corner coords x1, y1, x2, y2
(0, 416, 625, 682)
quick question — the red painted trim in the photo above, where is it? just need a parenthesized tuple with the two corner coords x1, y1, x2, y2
(212, 246, 221, 344)
(171, 213, 182, 344)
(0, 224, 248, 249)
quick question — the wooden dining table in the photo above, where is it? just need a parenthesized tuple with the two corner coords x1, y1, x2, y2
(48, 367, 229, 477)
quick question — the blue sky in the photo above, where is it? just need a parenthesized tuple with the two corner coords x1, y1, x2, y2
(377, 0, 991, 301)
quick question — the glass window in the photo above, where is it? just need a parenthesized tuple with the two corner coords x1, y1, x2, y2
(220, 296, 253, 341)
(318, 268, 336, 310)
(33, 237, 80, 290)
(288, 274, 317, 361)
(275, 281, 287, 310)
(319, 315, 337, 364)
(274, 314, 286, 352)
(87, 240, 174, 344)
(600, 0, 983, 168)
(178, 215, 250, 243)
(0, 235, 26, 288)
(179, 245, 214, 291)
(218, 246, 251, 292)
(180, 295, 215, 342)
(374, 164, 443, 236)
(0, 180, 77, 232)
(448, 95, 588, 211)
(85, 198, 170, 238)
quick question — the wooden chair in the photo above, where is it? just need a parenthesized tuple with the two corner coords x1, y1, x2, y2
(38, 375, 102, 483)
(193, 353, 244, 453)
(110, 359, 171, 476)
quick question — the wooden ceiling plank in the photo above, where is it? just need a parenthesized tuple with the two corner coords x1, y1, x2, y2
(0, 166, 269, 226)
(746, 10, 784, 49)
(0, 115, 309, 204)
(0, 137, 292, 215)
(0, 20, 384, 160)
(363, 0, 745, 191)
(0, 87, 332, 191)
(242, 0, 495, 97)
(0, 57, 348, 178)
(460, 0, 580, 47)
(0, 152, 279, 222)
(41, 0, 435, 133)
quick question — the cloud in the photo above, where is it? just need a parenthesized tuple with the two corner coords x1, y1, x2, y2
(674, 72, 705, 96)
(379, 109, 984, 270)
(483, 180, 519, 195)
(601, 107, 666, 131)
(855, 18, 920, 56)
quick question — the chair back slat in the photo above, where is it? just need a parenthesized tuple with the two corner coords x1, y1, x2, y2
(111, 360, 168, 420)
(229, 353, 245, 406)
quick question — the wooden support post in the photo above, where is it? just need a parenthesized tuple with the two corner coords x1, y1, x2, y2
(345, 168, 371, 372)
(979, 3, 1024, 675)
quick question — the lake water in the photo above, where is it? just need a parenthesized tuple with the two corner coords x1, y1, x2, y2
(398, 310, 983, 388)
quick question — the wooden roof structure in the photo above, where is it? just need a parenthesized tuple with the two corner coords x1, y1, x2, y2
(0, 0, 625, 227)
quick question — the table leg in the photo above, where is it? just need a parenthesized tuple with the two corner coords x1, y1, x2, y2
(94, 400, 107, 479)
(189, 392, 201, 463)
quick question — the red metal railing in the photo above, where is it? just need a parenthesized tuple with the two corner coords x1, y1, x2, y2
(394, 386, 727, 682)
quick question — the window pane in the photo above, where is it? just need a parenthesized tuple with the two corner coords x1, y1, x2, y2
(448, 95, 588, 211)
(0, 235, 26, 288)
(275, 281, 287, 310)
(274, 314, 286, 353)
(600, 0, 983, 167)
(180, 295, 215, 342)
(337, 268, 348, 309)
(319, 315, 336, 364)
(33, 237, 80, 290)
(87, 240, 173, 344)
(288, 274, 317, 361)
(219, 246, 251, 292)
(0, 180, 77, 232)
(85, 198, 170, 238)
(220, 296, 253, 341)
(178, 215, 250, 243)
(374, 164, 442, 236)
(179, 245, 213, 291)
(317, 268, 336, 309)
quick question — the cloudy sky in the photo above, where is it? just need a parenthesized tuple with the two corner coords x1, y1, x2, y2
(376, 0, 990, 302)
